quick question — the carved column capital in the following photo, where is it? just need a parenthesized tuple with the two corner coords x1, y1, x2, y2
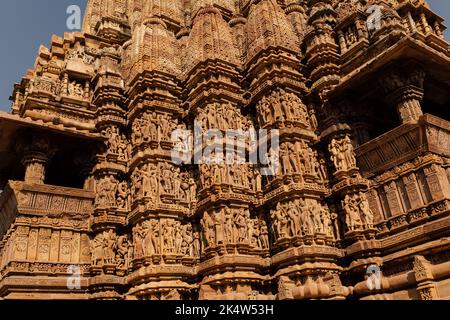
(413, 255, 439, 300)
(17, 134, 56, 184)
(379, 62, 426, 124)
(21, 152, 49, 184)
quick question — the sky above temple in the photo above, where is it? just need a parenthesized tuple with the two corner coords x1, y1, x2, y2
(0, 0, 448, 112)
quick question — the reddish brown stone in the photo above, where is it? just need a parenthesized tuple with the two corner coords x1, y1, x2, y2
(0, 0, 449, 300)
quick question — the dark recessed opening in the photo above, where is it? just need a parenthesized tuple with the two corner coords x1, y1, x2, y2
(45, 151, 85, 189)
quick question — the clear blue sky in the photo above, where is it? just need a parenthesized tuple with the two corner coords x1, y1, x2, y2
(0, 0, 448, 111)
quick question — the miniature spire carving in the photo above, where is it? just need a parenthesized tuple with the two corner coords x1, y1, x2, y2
(129, 17, 181, 80)
(245, 0, 300, 63)
(184, 5, 241, 73)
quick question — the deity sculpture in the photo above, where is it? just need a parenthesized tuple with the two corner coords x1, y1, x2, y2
(329, 137, 357, 172)
(257, 89, 310, 127)
(91, 230, 117, 266)
(95, 175, 118, 208)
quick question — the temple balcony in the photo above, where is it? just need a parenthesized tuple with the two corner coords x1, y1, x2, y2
(0, 180, 94, 298)
(0, 110, 103, 297)
(0, 181, 94, 235)
(354, 114, 450, 239)
(356, 114, 450, 178)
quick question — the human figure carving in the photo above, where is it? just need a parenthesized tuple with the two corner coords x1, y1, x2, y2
(342, 194, 362, 231)
(260, 220, 270, 249)
(280, 144, 292, 175)
(358, 192, 374, 229)
(181, 224, 194, 256)
(115, 235, 130, 269)
(201, 211, 215, 248)
(309, 109, 318, 131)
(117, 181, 130, 210)
(162, 219, 175, 254)
(224, 208, 234, 243)
(174, 221, 183, 254)
(320, 206, 334, 237)
(133, 224, 145, 259)
(310, 202, 324, 234)
(342, 136, 357, 169)
(215, 209, 225, 245)
(95, 176, 118, 208)
(329, 137, 357, 172)
(287, 202, 300, 236)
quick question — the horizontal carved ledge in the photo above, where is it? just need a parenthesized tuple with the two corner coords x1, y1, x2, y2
(1, 181, 94, 236)
(127, 265, 197, 284)
(374, 199, 450, 236)
(127, 280, 196, 297)
(10, 181, 94, 198)
(15, 216, 90, 231)
(346, 213, 450, 257)
(271, 246, 344, 267)
(12, 181, 94, 217)
(0, 261, 90, 279)
(198, 255, 270, 275)
(129, 204, 191, 223)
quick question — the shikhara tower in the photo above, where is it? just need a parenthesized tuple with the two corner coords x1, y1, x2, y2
(0, 0, 449, 300)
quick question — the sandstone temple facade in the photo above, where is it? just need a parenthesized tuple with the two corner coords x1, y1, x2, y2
(0, 0, 449, 300)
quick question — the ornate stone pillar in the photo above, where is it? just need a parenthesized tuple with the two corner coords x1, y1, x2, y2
(393, 87, 424, 124)
(185, 4, 266, 300)
(18, 135, 55, 184)
(125, 15, 196, 300)
(402, 172, 425, 210)
(284, 0, 308, 40)
(22, 152, 49, 184)
(420, 13, 432, 34)
(328, 134, 374, 239)
(89, 44, 129, 299)
(380, 62, 426, 124)
(423, 163, 450, 201)
(243, 0, 346, 300)
(304, 0, 340, 94)
(413, 255, 439, 300)
(383, 181, 405, 217)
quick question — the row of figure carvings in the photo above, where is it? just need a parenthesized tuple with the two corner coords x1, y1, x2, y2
(28, 76, 91, 100)
(199, 163, 262, 192)
(271, 141, 328, 182)
(66, 44, 96, 65)
(95, 176, 130, 210)
(342, 192, 375, 232)
(329, 137, 357, 172)
(201, 208, 270, 250)
(257, 89, 317, 130)
(131, 162, 197, 205)
(132, 111, 182, 145)
(133, 219, 200, 259)
(197, 103, 249, 131)
(270, 199, 337, 240)
(104, 126, 130, 161)
(91, 230, 132, 269)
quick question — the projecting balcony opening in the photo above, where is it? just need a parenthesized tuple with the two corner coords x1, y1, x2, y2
(45, 152, 86, 190)
(328, 56, 450, 148)
(0, 113, 103, 192)
(357, 97, 400, 145)
(422, 80, 450, 122)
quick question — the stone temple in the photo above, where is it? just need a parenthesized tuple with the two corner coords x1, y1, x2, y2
(0, 0, 449, 300)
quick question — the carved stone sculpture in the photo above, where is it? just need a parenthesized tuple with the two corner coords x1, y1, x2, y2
(0, 0, 449, 301)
